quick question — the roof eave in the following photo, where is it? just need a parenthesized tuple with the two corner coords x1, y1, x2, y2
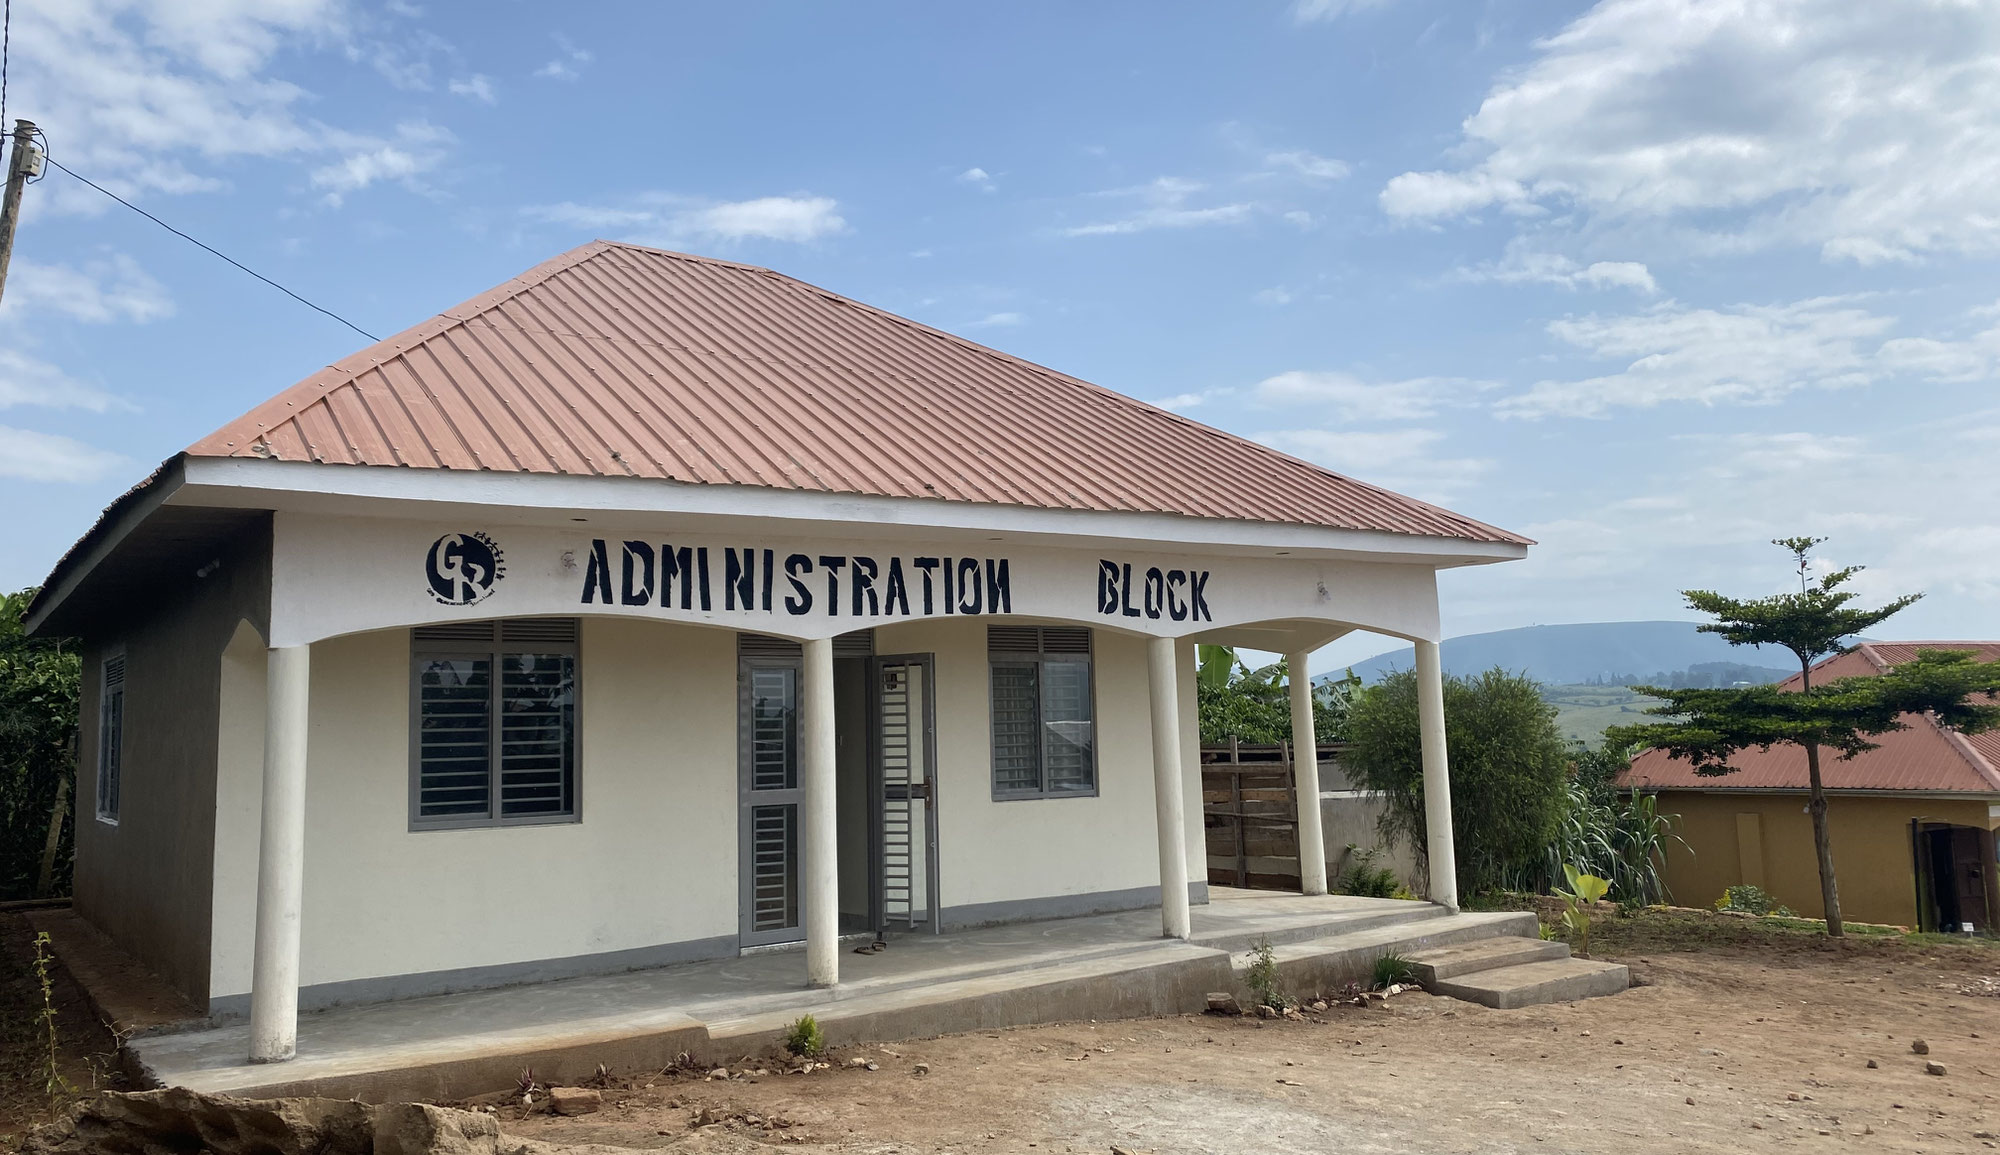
(25, 455, 187, 637)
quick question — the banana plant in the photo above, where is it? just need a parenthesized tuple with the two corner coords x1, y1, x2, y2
(1555, 863, 1612, 957)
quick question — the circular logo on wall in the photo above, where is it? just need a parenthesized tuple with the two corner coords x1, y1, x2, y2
(425, 532, 506, 605)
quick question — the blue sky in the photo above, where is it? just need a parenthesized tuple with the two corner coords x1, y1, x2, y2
(6, 0, 1999, 672)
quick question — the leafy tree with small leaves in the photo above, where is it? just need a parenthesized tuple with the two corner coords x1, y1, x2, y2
(1194, 645, 1356, 745)
(1, 589, 80, 900)
(1608, 538, 2000, 936)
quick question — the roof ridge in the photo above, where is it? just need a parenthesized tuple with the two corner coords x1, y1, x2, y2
(1927, 715, 2000, 792)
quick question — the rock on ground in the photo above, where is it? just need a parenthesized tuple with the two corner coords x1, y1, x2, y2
(20, 1088, 638, 1155)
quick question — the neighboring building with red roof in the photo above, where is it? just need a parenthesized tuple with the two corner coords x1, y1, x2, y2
(1622, 642, 2000, 931)
(24, 242, 1527, 1067)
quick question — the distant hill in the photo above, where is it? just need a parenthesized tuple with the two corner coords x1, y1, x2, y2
(1329, 621, 1797, 687)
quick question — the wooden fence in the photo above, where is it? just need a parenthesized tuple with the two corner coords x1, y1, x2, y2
(1200, 740, 1347, 891)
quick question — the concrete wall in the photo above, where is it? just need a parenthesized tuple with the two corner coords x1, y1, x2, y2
(874, 621, 1204, 924)
(73, 522, 271, 1006)
(1655, 789, 1996, 926)
(1320, 794, 1421, 891)
(210, 617, 740, 1005)
(207, 616, 1199, 1004)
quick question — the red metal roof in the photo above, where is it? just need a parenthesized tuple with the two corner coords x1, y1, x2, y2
(184, 241, 1527, 545)
(1622, 642, 2000, 795)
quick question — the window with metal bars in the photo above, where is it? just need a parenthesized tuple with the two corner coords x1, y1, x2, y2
(988, 626, 1095, 799)
(410, 619, 579, 828)
(97, 649, 125, 824)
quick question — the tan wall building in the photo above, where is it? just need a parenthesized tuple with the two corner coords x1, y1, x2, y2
(1624, 643, 2000, 932)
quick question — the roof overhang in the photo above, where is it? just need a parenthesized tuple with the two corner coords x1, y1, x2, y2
(30, 457, 1527, 638)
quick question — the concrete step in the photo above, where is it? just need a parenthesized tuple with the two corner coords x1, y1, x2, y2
(1192, 901, 1447, 953)
(1405, 936, 1570, 984)
(1427, 957, 1630, 1010)
(1229, 910, 1539, 998)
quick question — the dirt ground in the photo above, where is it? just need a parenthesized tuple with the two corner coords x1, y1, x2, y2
(8, 908, 2000, 1153)
(484, 913, 2000, 1155)
(0, 912, 126, 1142)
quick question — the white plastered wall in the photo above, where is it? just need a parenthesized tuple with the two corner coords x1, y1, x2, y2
(210, 621, 267, 1002)
(209, 617, 739, 998)
(876, 620, 1204, 915)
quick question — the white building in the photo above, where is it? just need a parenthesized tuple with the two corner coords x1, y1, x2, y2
(26, 242, 1528, 1064)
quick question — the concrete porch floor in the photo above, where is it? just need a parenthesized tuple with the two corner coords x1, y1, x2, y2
(126, 889, 1537, 1102)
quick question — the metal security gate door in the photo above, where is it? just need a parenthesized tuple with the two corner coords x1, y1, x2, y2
(873, 654, 939, 934)
(739, 658, 803, 946)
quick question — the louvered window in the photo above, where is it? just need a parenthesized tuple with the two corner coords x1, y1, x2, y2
(97, 650, 126, 823)
(411, 619, 579, 828)
(989, 626, 1096, 798)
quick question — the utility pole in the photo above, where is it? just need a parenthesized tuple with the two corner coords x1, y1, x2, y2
(0, 119, 42, 308)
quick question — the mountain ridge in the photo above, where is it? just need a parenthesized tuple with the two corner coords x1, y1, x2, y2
(1327, 620, 1799, 687)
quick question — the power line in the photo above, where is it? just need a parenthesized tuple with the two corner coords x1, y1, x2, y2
(41, 151, 381, 342)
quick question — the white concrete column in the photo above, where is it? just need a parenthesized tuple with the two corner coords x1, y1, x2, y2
(1287, 651, 1328, 897)
(1415, 639, 1459, 913)
(248, 644, 309, 1063)
(1147, 636, 1192, 940)
(800, 636, 839, 988)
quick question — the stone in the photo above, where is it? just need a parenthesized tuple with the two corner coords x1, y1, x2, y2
(545, 1088, 601, 1117)
(1867, 1059, 1879, 1069)
(22, 1089, 507, 1155)
(913, 1062, 931, 1075)
(708, 1067, 730, 1079)
(1307, 1000, 1328, 1013)
(847, 1056, 871, 1068)
(1913, 1039, 1931, 1055)
(1205, 992, 1241, 1015)
(1685, 1098, 1695, 1106)
(1255, 1005, 1279, 1019)
(1927, 1061, 1948, 1076)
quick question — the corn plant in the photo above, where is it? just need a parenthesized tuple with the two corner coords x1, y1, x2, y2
(1554, 864, 1611, 957)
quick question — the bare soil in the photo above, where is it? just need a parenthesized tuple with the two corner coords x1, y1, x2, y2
(486, 911, 2000, 1154)
(0, 912, 127, 1144)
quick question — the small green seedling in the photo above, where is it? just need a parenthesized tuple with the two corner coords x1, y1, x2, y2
(1555, 863, 1612, 957)
(1244, 937, 1291, 1011)
(783, 1013, 826, 1058)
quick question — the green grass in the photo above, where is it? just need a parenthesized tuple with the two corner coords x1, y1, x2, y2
(1539, 684, 1663, 748)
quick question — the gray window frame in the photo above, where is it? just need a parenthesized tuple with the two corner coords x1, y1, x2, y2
(409, 619, 582, 831)
(987, 626, 1098, 801)
(96, 647, 125, 826)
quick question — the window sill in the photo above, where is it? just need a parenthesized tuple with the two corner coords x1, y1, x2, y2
(408, 813, 582, 833)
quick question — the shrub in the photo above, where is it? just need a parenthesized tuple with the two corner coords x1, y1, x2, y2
(1555, 864, 1612, 957)
(1337, 845, 1400, 898)
(1344, 667, 1571, 897)
(1244, 937, 1291, 1011)
(1715, 884, 1791, 917)
(1372, 951, 1416, 989)
(782, 1013, 825, 1058)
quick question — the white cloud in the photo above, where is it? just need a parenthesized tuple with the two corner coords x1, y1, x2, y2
(0, 256, 173, 324)
(1265, 150, 1350, 181)
(1291, 0, 1396, 22)
(968, 312, 1025, 327)
(1255, 371, 1485, 421)
(1064, 177, 1253, 237)
(1255, 427, 1491, 501)
(449, 74, 496, 103)
(1459, 247, 1657, 293)
(1253, 287, 1294, 306)
(523, 194, 848, 245)
(309, 121, 451, 206)
(13, 0, 466, 213)
(677, 196, 846, 243)
(0, 350, 121, 412)
(1153, 392, 1211, 411)
(1379, 0, 2000, 263)
(1502, 297, 1895, 419)
(0, 425, 126, 482)
(957, 167, 995, 191)
(534, 36, 592, 80)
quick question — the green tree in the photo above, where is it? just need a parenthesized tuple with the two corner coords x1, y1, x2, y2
(1195, 645, 1356, 745)
(0, 588, 80, 899)
(1343, 666, 1571, 897)
(1608, 538, 2000, 936)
